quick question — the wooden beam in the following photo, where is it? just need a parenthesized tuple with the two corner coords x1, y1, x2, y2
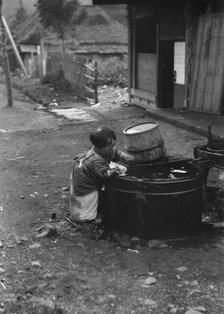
(84, 85, 94, 93)
(131, 96, 157, 110)
(84, 74, 95, 81)
(93, 0, 128, 4)
(84, 63, 94, 71)
(131, 88, 157, 103)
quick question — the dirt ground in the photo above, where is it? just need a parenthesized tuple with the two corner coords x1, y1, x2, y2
(0, 80, 224, 314)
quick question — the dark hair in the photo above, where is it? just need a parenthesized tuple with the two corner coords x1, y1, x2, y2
(89, 127, 116, 148)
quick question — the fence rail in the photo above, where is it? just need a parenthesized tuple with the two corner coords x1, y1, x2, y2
(45, 52, 98, 103)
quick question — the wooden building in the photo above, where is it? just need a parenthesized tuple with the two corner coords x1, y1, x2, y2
(94, 0, 224, 115)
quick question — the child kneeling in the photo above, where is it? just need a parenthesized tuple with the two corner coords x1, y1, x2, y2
(70, 127, 132, 222)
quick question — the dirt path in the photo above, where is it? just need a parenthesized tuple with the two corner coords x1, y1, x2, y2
(0, 85, 224, 314)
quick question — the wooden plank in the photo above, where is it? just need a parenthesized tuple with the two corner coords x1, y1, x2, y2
(84, 85, 94, 93)
(84, 74, 95, 81)
(131, 88, 157, 103)
(132, 20, 136, 89)
(84, 96, 94, 102)
(189, 17, 203, 109)
(190, 14, 224, 114)
(128, 4, 132, 103)
(136, 53, 157, 93)
(196, 16, 212, 111)
(190, 16, 207, 110)
(203, 16, 216, 112)
(84, 63, 94, 71)
(210, 16, 222, 113)
(131, 96, 157, 110)
(211, 16, 224, 114)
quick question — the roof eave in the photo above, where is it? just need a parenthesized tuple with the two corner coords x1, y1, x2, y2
(93, 0, 128, 4)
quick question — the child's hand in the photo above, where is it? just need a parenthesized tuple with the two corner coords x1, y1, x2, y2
(107, 167, 118, 177)
(121, 152, 135, 164)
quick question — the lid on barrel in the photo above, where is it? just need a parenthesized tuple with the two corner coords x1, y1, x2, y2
(123, 122, 158, 135)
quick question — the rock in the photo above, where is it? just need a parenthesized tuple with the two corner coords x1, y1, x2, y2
(0, 267, 5, 274)
(176, 274, 181, 280)
(91, 102, 101, 108)
(147, 239, 169, 249)
(187, 289, 201, 297)
(130, 236, 141, 244)
(190, 280, 199, 286)
(141, 277, 157, 287)
(31, 261, 41, 267)
(176, 266, 188, 273)
(127, 248, 139, 254)
(107, 294, 116, 299)
(35, 104, 46, 110)
(170, 308, 178, 313)
(96, 295, 107, 304)
(185, 310, 204, 314)
(29, 242, 41, 249)
(30, 296, 55, 309)
(21, 236, 29, 242)
(35, 224, 58, 238)
(7, 244, 15, 248)
(48, 102, 58, 107)
(0, 241, 3, 248)
(194, 306, 207, 313)
(61, 186, 69, 191)
(168, 303, 175, 309)
(143, 299, 157, 307)
(25, 284, 38, 294)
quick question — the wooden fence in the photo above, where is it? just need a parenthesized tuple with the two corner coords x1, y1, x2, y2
(46, 52, 98, 103)
(189, 13, 224, 114)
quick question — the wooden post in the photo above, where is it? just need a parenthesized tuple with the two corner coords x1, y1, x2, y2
(40, 38, 44, 81)
(127, 3, 132, 104)
(0, 11, 13, 107)
(94, 61, 98, 104)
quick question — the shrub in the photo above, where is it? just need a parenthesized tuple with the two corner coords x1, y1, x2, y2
(97, 59, 128, 87)
(41, 70, 71, 92)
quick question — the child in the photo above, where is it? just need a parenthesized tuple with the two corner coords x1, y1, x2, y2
(69, 127, 132, 222)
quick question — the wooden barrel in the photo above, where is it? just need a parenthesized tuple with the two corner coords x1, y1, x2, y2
(127, 139, 166, 162)
(103, 160, 204, 239)
(123, 122, 166, 162)
(207, 140, 224, 154)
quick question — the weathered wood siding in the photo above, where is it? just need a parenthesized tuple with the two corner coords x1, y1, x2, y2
(189, 14, 224, 114)
(136, 53, 157, 93)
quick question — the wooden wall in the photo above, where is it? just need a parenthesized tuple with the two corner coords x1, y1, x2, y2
(189, 13, 224, 114)
(136, 53, 157, 93)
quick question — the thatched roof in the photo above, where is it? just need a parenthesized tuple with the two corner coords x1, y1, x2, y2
(13, 5, 128, 53)
(13, 11, 44, 45)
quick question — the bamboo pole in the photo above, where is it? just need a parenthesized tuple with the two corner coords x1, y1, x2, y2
(0, 7, 13, 107)
(2, 15, 29, 78)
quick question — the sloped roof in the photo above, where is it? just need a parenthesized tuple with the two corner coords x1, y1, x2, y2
(14, 5, 128, 49)
(74, 5, 127, 44)
(13, 11, 44, 45)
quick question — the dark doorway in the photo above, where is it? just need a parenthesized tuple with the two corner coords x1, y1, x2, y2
(158, 40, 174, 108)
